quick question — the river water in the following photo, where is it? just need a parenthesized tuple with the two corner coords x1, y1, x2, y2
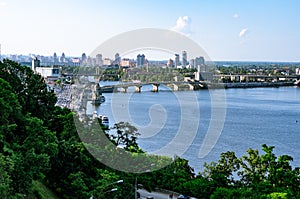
(91, 83, 300, 172)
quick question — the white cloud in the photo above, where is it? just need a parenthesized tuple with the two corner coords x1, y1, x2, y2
(0, 1, 7, 7)
(239, 28, 249, 37)
(233, 13, 239, 19)
(171, 16, 192, 36)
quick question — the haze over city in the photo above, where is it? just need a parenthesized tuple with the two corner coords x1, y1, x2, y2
(0, 0, 300, 61)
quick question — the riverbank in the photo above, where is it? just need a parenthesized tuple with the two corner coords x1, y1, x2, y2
(210, 81, 294, 89)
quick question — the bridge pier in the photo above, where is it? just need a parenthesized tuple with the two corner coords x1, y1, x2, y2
(152, 83, 160, 92)
(188, 84, 195, 90)
(135, 85, 142, 93)
(120, 86, 128, 93)
(173, 84, 179, 91)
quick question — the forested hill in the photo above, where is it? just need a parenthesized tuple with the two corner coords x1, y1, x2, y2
(1, 59, 300, 199)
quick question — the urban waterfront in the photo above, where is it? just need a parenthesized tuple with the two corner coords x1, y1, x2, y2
(90, 84, 300, 172)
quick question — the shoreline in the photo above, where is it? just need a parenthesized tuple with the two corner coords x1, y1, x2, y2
(209, 81, 295, 89)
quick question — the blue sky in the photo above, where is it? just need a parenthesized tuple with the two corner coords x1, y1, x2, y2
(0, 0, 300, 61)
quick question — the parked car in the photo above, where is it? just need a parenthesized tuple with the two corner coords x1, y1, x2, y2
(177, 195, 186, 199)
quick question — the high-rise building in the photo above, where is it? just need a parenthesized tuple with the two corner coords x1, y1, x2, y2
(96, 54, 103, 66)
(32, 56, 40, 72)
(60, 52, 66, 63)
(81, 53, 87, 65)
(86, 56, 96, 66)
(167, 58, 174, 67)
(114, 53, 121, 65)
(175, 54, 180, 68)
(182, 51, 187, 68)
(136, 54, 145, 67)
(189, 59, 195, 68)
(194, 56, 205, 69)
(53, 52, 58, 64)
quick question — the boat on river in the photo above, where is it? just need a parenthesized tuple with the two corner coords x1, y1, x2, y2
(97, 114, 109, 128)
(99, 86, 115, 93)
(101, 116, 109, 128)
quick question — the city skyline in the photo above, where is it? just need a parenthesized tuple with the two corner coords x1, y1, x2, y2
(0, 0, 300, 62)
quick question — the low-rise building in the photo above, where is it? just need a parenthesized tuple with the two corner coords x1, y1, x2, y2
(35, 67, 60, 81)
(120, 58, 132, 68)
(195, 71, 213, 82)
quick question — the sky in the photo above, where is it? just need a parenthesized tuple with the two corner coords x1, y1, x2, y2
(0, 0, 300, 61)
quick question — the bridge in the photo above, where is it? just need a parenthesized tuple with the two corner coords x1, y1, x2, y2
(99, 81, 207, 93)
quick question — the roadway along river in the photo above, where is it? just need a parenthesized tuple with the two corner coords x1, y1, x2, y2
(88, 83, 300, 173)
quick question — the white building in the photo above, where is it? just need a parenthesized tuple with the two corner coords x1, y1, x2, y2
(195, 71, 213, 82)
(35, 67, 60, 81)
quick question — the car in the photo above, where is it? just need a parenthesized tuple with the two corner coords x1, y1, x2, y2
(146, 196, 154, 199)
(177, 195, 186, 199)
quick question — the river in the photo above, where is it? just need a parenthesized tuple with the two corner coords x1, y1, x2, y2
(89, 83, 300, 173)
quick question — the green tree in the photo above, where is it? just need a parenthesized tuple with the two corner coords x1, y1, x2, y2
(110, 122, 141, 152)
(203, 151, 240, 186)
(239, 144, 300, 194)
(0, 78, 22, 151)
(0, 59, 57, 123)
(0, 154, 14, 198)
(210, 187, 254, 199)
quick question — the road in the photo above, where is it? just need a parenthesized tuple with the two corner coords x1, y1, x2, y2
(138, 189, 180, 199)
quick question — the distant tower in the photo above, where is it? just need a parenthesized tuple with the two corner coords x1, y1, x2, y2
(167, 58, 174, 67)
(96, 54, 103, 66)
(194, 56, 205, 71)
(60, 52, 66, 63)
(81, 53, 87, 65)
(182, 51, 187, 68)
(53, 52, 58, 65)
(86, 56, 93, 66)
(189, 59, 195, 68)
(114, 53, 121, 65)
(31, 57, 40, 72)
(174, 54, 180, 68)
(136, 54, 145, 67)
